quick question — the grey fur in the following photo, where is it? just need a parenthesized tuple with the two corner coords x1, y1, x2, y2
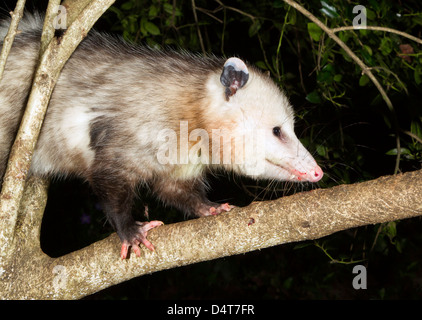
(0, 13, 323, 256)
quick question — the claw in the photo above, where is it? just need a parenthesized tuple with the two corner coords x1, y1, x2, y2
(120, 220, 164, 259)
(120, 242, 130, 259)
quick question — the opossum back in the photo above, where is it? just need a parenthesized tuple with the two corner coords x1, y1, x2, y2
(0, 13, 227, 181)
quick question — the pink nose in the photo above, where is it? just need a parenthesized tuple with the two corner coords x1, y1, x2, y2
(309, 165, 323, 182)
(292, 165, 324, 182)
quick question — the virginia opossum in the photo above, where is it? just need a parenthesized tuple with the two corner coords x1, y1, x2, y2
(0, 14, 323, 259)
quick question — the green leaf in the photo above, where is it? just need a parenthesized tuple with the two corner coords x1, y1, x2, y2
(316, 145, 327, 157)
(363, 45, 373, 56)
(108, 6, 123, 20)
(414, 66, 422, 85)
(333, 74, 343, 82)
(340, 48, 352, 62)
(317, 64, 335, 84)
(359, 74, 369, 86)
(163, 3, 182, 16)
(307, 22, 323, 42)
(379, 37, 393, 56)
(148, 5, 159, 18)
(248, 19, 261, 37)
(366, 8, 376, 20)
(360, 49, 375, 66)
(410, 120, 422, 140)
(121, 1, 133, 10)
(385, 148, 398, 155)
(359, 29, 368, 37)
(255, 61, 268, 70)
(127, 15, 137, 34)
(145, 21, 160, 35)
(283, 277, 294, 289)
(338, 31, 349, 42)
(273, 0, 284, 8)
(412, 15, 422, 26)
(384, 221, 397, 241)
(386, 148, 411, 155)
(288, 8, 297, 25)
(320, 1, 340, 19)
(306, 90, 322, 104)
(368, 0, 380, 11)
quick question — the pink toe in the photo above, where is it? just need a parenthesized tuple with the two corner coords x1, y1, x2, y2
(120, 243, 129, 260)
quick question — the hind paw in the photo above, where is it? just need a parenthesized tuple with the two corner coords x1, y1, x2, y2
(119, 220, 163, 259)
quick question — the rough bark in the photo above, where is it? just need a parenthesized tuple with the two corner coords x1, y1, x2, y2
(0, 0, 115, 280)
(0, 169, 421, 299)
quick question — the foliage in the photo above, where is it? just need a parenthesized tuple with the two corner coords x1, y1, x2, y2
(39, 0, 422, 299)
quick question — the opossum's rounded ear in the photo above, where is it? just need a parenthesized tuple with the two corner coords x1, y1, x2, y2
(220, 57, 249, 100)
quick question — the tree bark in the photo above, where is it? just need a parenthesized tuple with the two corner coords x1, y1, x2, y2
(0, 169, 421, 299)
(0, 0, 115, 282)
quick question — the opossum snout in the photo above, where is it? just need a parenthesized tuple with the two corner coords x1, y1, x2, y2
(288, 164, 323, 183)
(304, 164, 324, 182)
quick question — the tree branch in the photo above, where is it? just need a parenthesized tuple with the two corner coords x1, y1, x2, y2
(0, 0, 26, 81)
(0, 0, 115, 277)
(1, 169, 421, 299)
(332, 26, 422, 45)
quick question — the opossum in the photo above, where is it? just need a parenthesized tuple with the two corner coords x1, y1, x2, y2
(0, 14, 323, 259)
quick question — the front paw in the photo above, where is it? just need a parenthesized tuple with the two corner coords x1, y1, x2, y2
(197, 202, 235, 217)
(209, 202, 235, 215)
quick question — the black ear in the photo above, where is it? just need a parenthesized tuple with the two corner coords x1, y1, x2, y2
(220, 57, 249, 100)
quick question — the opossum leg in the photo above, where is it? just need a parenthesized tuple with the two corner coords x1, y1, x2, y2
(152, 179, 235, 217)
(90, 169, 162, 259)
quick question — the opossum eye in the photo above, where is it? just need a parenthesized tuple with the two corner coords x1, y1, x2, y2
(272, 127, 286, 141)
(220, 57, 249, 100)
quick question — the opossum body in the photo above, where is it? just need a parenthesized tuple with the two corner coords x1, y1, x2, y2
(0, 14, 323, 259)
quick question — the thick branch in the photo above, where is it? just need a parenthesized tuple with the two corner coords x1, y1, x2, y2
(1, 169, 421, 299)
(0, 0, 115, 267)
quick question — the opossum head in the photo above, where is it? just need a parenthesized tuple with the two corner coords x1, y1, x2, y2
(207, 57, 323, 183)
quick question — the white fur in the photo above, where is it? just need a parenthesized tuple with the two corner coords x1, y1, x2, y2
(224, 57, 249, 74)
(206, 66, 322, 182)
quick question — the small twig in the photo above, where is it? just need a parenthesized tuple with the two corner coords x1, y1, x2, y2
(40, 0, 62, 56)
(314, 241, 366, 265)
(369, 66, 408, 95)
(275, 6, 291, 82)
(191, 0, 206, 54)
(0, 0, 26, 82)
(403, 130, 422, 145)
(214, 0, 256, 21)
(220, 6, 226, 55)
(332, 26, 422, 45)
(295, 28, 307, 93)
(196, 6, 223, 24)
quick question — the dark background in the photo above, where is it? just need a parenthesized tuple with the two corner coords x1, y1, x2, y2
(2, 0, 421, 299)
